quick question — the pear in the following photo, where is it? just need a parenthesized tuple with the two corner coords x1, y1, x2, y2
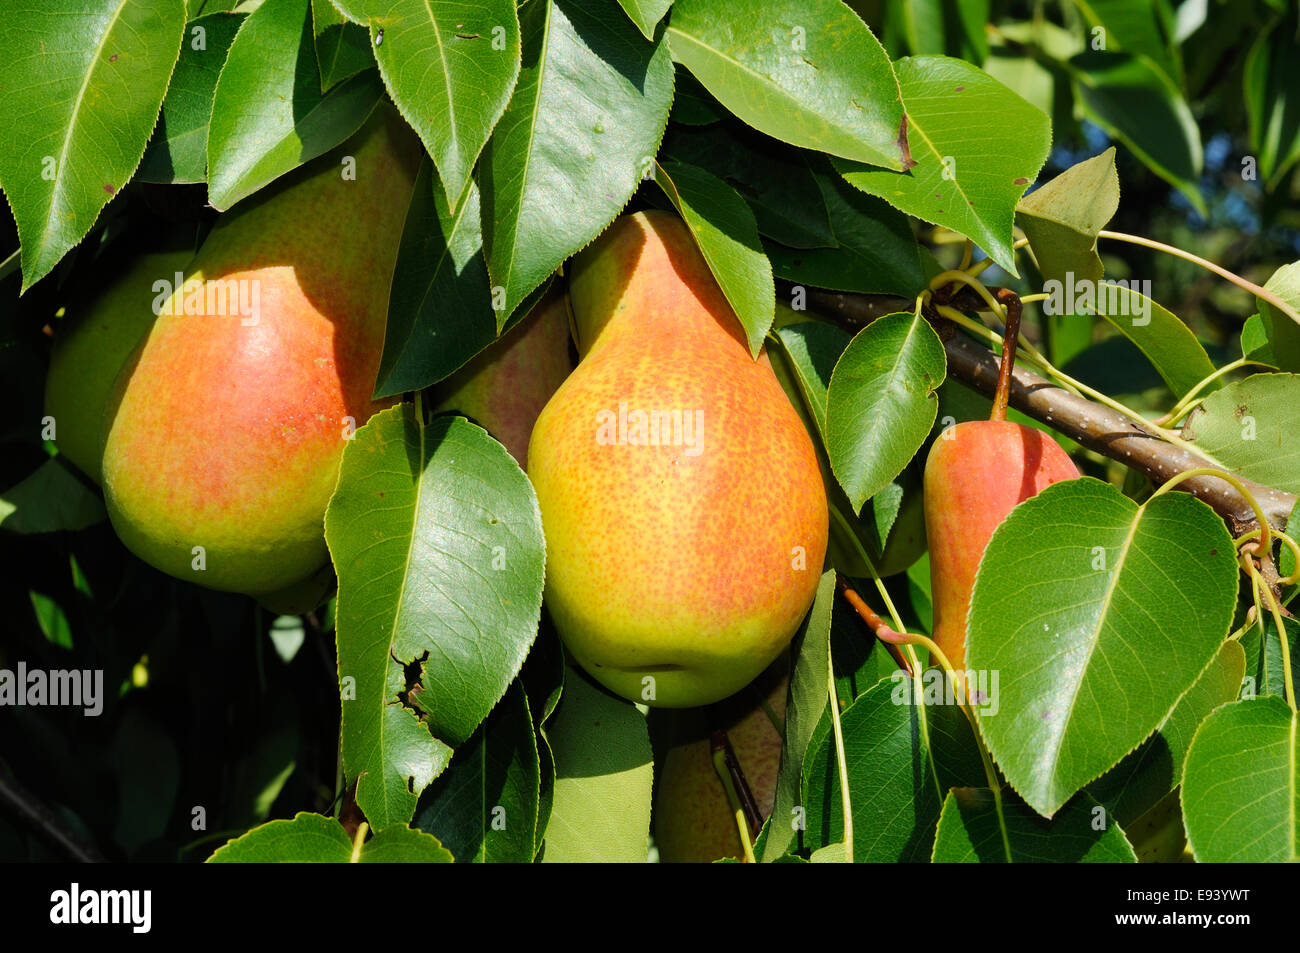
(44, 245, 194, 482)
(528, 210, 828, 708)
(653, 657, 788, 862)
(431, 287, 574, 470)
(924, 420, 1078, 670)
(102, 107, 419, 596)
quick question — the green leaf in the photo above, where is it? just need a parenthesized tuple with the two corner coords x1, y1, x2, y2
(968, 478, 1240, 817)
(757, 571, 835, 862)
(765, 168, 926, 295)
(1241, 614, 1300, 702)
(836, 55, 1050, 277)
(1245, 11, 1300, 190)
(666, 0, 907, 170)
(1072, 284, 1217, 399)
(897, 0, 990, 63)
(1254, 261, 1300, 373)
(1181, 373, 1300, 494)
(137, 12, 245, 184)
(1070, 0, 1181, 85)
(825, 312, 946, 511)
(617, 0, 673, 39)
(208, 813, 453, 862)
(541, 668, 653, 862)
(660, 124, 836, 249)
(0, 458, 106, 533)
(1087, 639, 1246, 826)
(334, 0, 520, 212)
(0, 0, 187, 290)
(207, 0, 384, 210)
(1067, 50, 1204, 216)
(414, 681, 541, 862)
(311, 0, 373, 91)
(112, 710, 181, 855)
(1016, 147, 1119, 290)
(482, 0, 673, 319)
(932, 787, 1137, 862)
(653, 160, 773, 355)
(801, 677, 944, 861)
(1181, 697, 1299, 862)
(325, 408, 546, 827)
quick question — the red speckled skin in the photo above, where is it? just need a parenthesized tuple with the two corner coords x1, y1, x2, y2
(529, 211, 828, 707)
(432, 287, 575, 471)
(924, 420, 1079, 670)
(101, 108, 419, 594)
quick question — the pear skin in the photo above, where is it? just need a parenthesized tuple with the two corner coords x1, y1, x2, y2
(653, 658, 788, 862)
(924, 420, 1078, 670)
(102, 107, 420, 595)
(44, 246, 194, 483)
(432, 288, 574, 471)
(528, 210, 828, 708)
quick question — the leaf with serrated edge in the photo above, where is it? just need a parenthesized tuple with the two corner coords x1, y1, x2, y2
(207, 812, 453, 862)
(968, 478, 1239, 818)
(482, 0, 674, 320)
(326, 407, 546, 828)
(1016, 147, 1119, 289)
(1181, 373, 1300, 494)
(932, 787, 1137, 862)
(0, 0, 186, 290)
(617, 0, 673, 39)
(654, 159, 773, 356)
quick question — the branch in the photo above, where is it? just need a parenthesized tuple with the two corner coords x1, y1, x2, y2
(0, 769, 107, 862)
(804, 290, 1297, 538)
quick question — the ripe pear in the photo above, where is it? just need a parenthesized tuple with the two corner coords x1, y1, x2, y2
(653, 657, 788, 863)
(924, 420, 1078, 669)
(528, 210, 828, 708)
(431, 287, 574, 470)
(44, 245, 194, 482)
(102, 107, 419, 596)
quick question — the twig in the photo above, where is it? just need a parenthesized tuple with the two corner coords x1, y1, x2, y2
(0, 770, 107, 862)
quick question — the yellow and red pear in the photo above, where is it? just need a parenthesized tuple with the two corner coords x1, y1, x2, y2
(101, 107, 419, 595)
(528, 210, 828, 708)
(432, 287, 574, 471)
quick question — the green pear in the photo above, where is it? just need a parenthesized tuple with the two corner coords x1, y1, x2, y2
(431, 287, 574, 470)
(528, 211, 828, 708)
(102, 106, 420, 596)
(44, 245, 194, 482)
(652, 656, 788, 862)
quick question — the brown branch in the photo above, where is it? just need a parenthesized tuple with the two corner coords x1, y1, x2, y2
(0, 769, 107, 862)
(805, 290, 1297, 539)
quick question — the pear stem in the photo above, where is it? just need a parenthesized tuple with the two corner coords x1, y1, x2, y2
(990, 288, 1021, 422)
(710, 731, 759, 862)
(826, 658, 854, 863)
(349, 821, 369, 863)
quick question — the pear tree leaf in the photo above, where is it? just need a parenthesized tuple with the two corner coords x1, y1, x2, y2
(0, 0, 187, 290)
(653, 159, 773, 356)
(1239, 614, 1300, 702)
(757, 571, 835, 862)
(1244, 10, 1300, 191)
(1181, 373, 1300, 494)
(1067, 50, 1204, 216)
(897, 0, 989, 63)
(1015, 147, 1119, 290)
(1181, 697, 1299, 862)
(932, 787, 1137, 862)
(540, 668, 653, 862)
(311, 0, 373, 91)
(1087, 639, 1245, 827)
(665, 0, 907, 170)
(835, 55, 1051, 277)
(137, 12, 246, 184)
(414, 681, 541, 862)
(332, 0, 520, 213)
(825, 311, 947, 511)
(0, 458, 106, 533)
(207, 0, 385, 210)
(1070, 0, 1181, 85)
(482, 0, 673, 320)
(967, 478, 1240, 818)
(325, 408, 546, 828)
(1254, 261, 1300, 374)
(617, 0, 673, 39)
(208, 812, 453, 862)
(765, 167, 927, 296)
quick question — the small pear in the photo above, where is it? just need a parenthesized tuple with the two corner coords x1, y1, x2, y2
(528, 211, 828, 707)
(102, 107, 419, 595)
